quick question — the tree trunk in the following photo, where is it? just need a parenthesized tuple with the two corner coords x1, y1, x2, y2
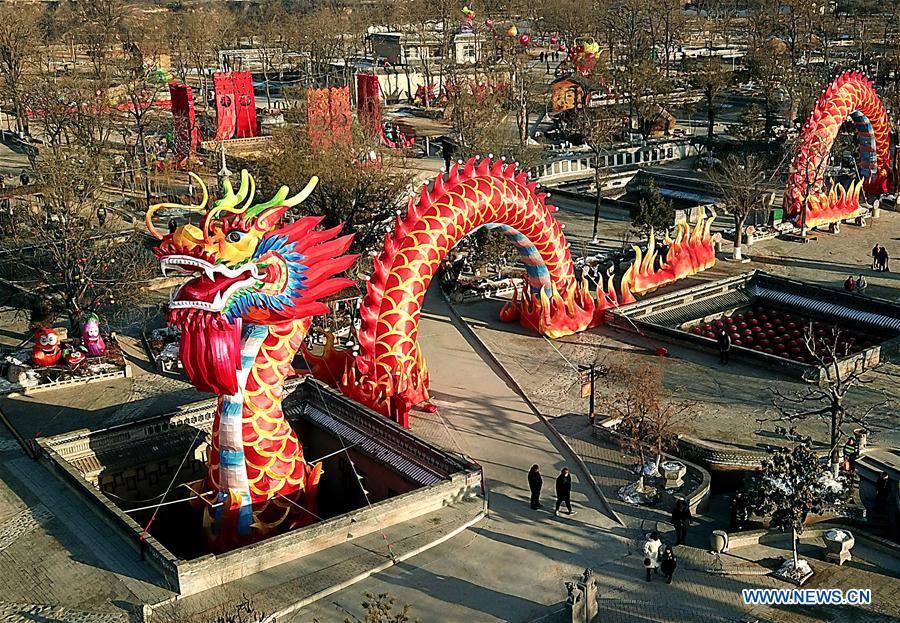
(707, 84, 715, 140)
(136, 122, 151, 206)
(792, 527, 799, 566)
(733, 214, 745, 260)
(592, 168, 602, 243)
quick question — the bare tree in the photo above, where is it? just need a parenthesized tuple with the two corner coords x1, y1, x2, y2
(575, 105, 623, 243)
(710, 154, 769, 260)
(771, 326, 885, 476)
(687, 57, 731, 141)
(0, 4, 44, 135)
(9, 146, 155, 331)
(609, 364, 690, 480)
(256, 126, 416, 277)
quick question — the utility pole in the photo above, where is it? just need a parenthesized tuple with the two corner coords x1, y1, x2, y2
(578, 363, 596, 423)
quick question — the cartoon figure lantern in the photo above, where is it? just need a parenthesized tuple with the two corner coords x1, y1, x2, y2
(33, 327, 62, 367)
(82, 313, 107, 357)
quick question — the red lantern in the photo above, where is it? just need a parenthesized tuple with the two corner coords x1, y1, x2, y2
(558, 44, 567, 52)
(485, 19, 493, 28)
(550, 36, 558, 45)
(519, 34, 530, 45)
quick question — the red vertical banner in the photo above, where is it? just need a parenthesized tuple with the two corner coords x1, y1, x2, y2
(356, 73, 381, 136)
(232, 71, 258, 138)
(169, 83, 198, 163)
(307, 87, 352, 151)
(213, 72, 236, 141)
(331, 86, 351, 147)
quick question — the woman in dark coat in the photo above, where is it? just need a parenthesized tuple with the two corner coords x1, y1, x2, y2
(671, 499, 692, 545)
(528, 464, 543, 509)
(659, 544, 677, 584)
(555, 468, 574, 516)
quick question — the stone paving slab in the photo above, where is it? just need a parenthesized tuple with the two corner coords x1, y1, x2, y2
(0, 504, 53, 553)
(148, 498, 485, 623)
(0, 456, 173, 611)
(0, 603, 129, 623)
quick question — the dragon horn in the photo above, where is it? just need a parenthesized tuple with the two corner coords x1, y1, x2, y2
(284, 176, 319, 207)
(145, 172, 209, 240)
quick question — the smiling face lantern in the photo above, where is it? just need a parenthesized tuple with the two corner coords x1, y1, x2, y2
(33, 327, 62, 367)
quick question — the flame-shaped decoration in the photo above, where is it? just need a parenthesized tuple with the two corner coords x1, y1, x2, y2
(802, 179, 863, 229)
(499, 280, 598, 338)
(619, 215, 716, 299)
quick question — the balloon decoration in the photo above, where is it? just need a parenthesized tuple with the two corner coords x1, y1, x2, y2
(304, 157, 720, 430)
(82, 313, 107, 357)
(148, 171, 355, 551)
(63, 345, 87, 366)
(784, 71, 890, 229)
(32, 327, 62, 367)
(571, 38, 601, 74)
(617, 216, 717, 302)
(148, 163, 721, 549)
(460, 5, 475, 32)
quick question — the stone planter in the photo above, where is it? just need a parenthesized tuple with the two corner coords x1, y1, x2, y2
(661, 460, 686, 489)
(710, 530, 729, 553)
(823, 529, 854, 565)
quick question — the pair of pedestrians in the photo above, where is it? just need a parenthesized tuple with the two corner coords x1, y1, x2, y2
(527, 465, 576, 517)
(643, 532, 678, 583)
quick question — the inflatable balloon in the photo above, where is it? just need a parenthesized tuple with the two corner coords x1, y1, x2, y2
(507, 25, 518, 37)
(63, 345, 86, 366)
(82, 313, 107, 357)
(519, 34, 530, 45)
(33, 327, 61, 367)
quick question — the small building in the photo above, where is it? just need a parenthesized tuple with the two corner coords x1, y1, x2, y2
(549, 75, 606, 114)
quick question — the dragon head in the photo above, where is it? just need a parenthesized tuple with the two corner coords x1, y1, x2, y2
(147, 171, 356, 395)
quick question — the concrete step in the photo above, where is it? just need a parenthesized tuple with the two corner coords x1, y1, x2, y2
(857, 448, 900, 484)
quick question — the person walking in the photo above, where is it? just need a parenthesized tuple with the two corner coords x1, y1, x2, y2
(555, 467, 575, 516)
(528, 464, 543, 510)
(643, 532, 662, 581)
(441, 138, 455, 171)
(843, 436, 859, 472)
(717, 329, 731, 365)
(878, 246, 890, 272)
(168, 217, 178, 235)
(872, 243, 881, 270)
(671, 498, 692, 545)
(659, 543, 677, 584)
(730, 491, 747, 532)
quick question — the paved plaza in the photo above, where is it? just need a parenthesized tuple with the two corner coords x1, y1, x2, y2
(0, 190, 897, 622)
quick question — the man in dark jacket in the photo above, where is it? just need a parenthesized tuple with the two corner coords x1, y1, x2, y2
(717, 329, 732, 365)
(528, 464, 543, 509)
(555, 468, 575, 516)
(441, 138, 455, 171)
(671, 498, 692, 545)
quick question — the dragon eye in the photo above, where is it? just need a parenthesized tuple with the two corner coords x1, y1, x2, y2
(226, 231, 244, 243)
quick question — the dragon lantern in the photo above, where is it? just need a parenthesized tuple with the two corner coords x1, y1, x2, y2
(147, 171, 356, 550)
(149, 162, 720, 549)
